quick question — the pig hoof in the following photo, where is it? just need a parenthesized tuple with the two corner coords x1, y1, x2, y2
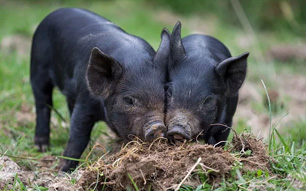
(35, 144, 49, 152)
(59, 159, 77, 173)
(167, 126, 191, 141)
(34, 136, 49, 152)
(145, 123, 166, 142)
(59, 164, 71, 173)
(57, 171, 67, 177)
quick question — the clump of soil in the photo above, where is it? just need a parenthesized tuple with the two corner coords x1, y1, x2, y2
(231, 133, 271, 172)
(79, 134, 271, 190)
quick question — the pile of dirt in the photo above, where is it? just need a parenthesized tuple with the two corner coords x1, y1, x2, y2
(79, 133, 271, 190)
(231, 134, 271, 172)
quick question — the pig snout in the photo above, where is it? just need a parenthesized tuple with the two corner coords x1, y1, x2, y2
(166, 110, 200, 141)
(144, 121, 167, 142)
(167, 125, 191, 140)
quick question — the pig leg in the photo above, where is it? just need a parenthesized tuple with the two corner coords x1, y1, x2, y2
(31, 70, 54, 152)
(60, 102, 98, 172)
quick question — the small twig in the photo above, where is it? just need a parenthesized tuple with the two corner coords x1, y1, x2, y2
(210, 123, 234, 134)
(127, 135, 144, 143)
(256, 130, 262, 139)
(198, 163, 220, 173)
(140, 169, 146, 185)
(230, 135, 246, 155)
(96, 151, 110, 165)
(175, 157, 202, 191)
(85, 143, 107, 170)
(238, 158, 269, 166)
(210, 123, 238, 146)
(195, 130, 204, 143)
(210, 124, 247, 154)
(214, 141, 230, 148)
(148, 137, 167, 151)
(112, 157, 122, 168)
(123, 139, 143, 150)
(210, 123, 230, 129)
(232, 134, 246, 156)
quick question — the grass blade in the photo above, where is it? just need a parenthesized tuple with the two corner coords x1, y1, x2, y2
(261, 79, 273, 155)
(127, 173, 139, 191)
(57, 155, 85, 162)
(274, 128, 289, 153)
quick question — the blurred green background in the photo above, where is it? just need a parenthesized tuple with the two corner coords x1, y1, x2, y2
(0, 0, 305, 173)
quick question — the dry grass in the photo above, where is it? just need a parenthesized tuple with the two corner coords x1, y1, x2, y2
(79, 133, 271, 190)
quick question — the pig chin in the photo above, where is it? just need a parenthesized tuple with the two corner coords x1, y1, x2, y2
(166, 109, 201, 140)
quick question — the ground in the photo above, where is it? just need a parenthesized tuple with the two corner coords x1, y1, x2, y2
(0, 134, 273, 190)
(0, 0, 305, 190)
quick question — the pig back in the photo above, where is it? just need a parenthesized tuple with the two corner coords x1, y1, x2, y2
(31, 8, 154, 95)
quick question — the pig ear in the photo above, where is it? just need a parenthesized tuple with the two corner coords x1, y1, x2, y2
(86, 47, 123, 98)
(153, 28, 170, 65)
(215, 52, 249, 96)
(170, 21, 186, 63)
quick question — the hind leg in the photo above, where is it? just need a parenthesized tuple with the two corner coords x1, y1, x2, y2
(31, 71, 54, 152)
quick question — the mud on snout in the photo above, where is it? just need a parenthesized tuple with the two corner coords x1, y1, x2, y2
(131, 111, 166, 142)
(166, 109, 201, 141)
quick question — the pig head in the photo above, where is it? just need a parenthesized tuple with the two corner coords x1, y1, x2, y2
(166, 22, 249, 145)
(86, 29, 170, 142)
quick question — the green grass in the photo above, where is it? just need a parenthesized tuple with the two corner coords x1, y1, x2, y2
(282, 118, 306, 147)
(176, 125, 306, 191)
(0, 0, 305, 190)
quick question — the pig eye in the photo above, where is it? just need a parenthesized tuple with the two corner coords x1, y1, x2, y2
(123, 96, 137, 106)
(202, 97, 217, 110)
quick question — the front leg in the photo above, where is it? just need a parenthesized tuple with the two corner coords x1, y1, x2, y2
(60, 102, 99, 172)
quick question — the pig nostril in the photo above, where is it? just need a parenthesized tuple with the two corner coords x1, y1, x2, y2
(167, 126, 191, 141)
(145, 123, 166, 142)
(173, 134, 184, 140)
